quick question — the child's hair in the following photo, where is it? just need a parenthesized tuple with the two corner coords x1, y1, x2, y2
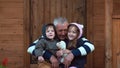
(42, 23, 58, 40)
(67, 24, 80, 49)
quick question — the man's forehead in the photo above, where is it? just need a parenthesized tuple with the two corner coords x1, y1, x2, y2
(57, 22, 68, 27)
(56, 24, 68, 30)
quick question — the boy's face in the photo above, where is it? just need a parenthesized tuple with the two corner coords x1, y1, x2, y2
(68, 26, 78, 40)
(46, 26, 55, 40)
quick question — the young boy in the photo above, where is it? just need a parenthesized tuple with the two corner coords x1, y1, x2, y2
(34, 24, 59, 62)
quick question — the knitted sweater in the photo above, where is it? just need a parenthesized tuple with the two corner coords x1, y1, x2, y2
(34, 39, 58, 57)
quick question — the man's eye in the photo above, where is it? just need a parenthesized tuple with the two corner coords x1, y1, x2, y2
(59, 30, 62, 32)
(64, 29, 67, 32)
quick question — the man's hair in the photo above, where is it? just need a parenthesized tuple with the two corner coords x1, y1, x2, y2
(53, 17, 68, 26)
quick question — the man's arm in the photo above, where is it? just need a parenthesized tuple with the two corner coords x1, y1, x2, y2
(27, 36, 45, 55)
(71, 37, 95, 57)
(27, 39, 39, 55)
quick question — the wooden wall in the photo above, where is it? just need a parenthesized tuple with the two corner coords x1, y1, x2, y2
(87, 0, 105, 68)
(0, 0, 25, 68)
(105, 0, 120, 68)
(112, 19, 120, 68)
(112, 0, 120, 68)
(0, 0, 120, 68)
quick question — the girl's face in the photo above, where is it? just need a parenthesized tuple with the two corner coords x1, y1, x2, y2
(46, 26, 55, 40)
(68, 26, 78, 40)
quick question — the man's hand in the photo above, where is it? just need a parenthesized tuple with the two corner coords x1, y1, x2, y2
(63, 53, 74, 68)
(50, 55, 59, 68)
(63, 49, 71, 54)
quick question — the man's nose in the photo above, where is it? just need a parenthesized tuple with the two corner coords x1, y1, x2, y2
(61, 31, 65, 35)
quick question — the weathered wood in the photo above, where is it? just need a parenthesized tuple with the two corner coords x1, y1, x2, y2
(66, 0, 73, 22)
(44, 0, 50, 23)
(61, 0, 67, 18)
(56, 0, 62, 17)
(113, 0, 120, 16)
(50, 0, 56, 22)
(86, 0, 96, 68)
(0, 0, 24, 68)
(23, 0, 31, 68)
(0, 8, 23, 19)
(105, 0, 113, 68)
(0, 1, 23, 8)
(87, 0, 106, 68)
(113, 19, 120, 68)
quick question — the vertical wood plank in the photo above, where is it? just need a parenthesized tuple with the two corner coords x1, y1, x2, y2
(44, 0, 50, 23)
(113, 19, 120, 68)
(61, 0, 67, 18)
(86, 0, 94, 67)
(72, 0, 77, 22)
(37, 0, 44, 36)
(31, 0, 38, 40)
(113, 0, 120, 16)
(56, 0, 62, 17)
(105, 0, 113, 68)
(23, 0, 31, 68)
(66, 0, 73, 22)
(72, 0, 85, 23)
(50, 0, 56, 22)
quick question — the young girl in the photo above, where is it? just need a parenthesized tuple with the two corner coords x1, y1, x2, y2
(59, 23, 95, 68)
(67, 23, 84, 50)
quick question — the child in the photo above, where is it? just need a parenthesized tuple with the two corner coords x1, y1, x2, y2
(58, 23, 95, 68)
(33, 23, 60, 68)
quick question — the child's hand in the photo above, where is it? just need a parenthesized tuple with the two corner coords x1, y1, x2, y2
(56, 50, 64, 57)
(63, 49, 71, 54)
(38, 56, 44, 62)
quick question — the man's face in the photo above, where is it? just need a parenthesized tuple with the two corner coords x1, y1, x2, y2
(56, 22, 69, 40)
